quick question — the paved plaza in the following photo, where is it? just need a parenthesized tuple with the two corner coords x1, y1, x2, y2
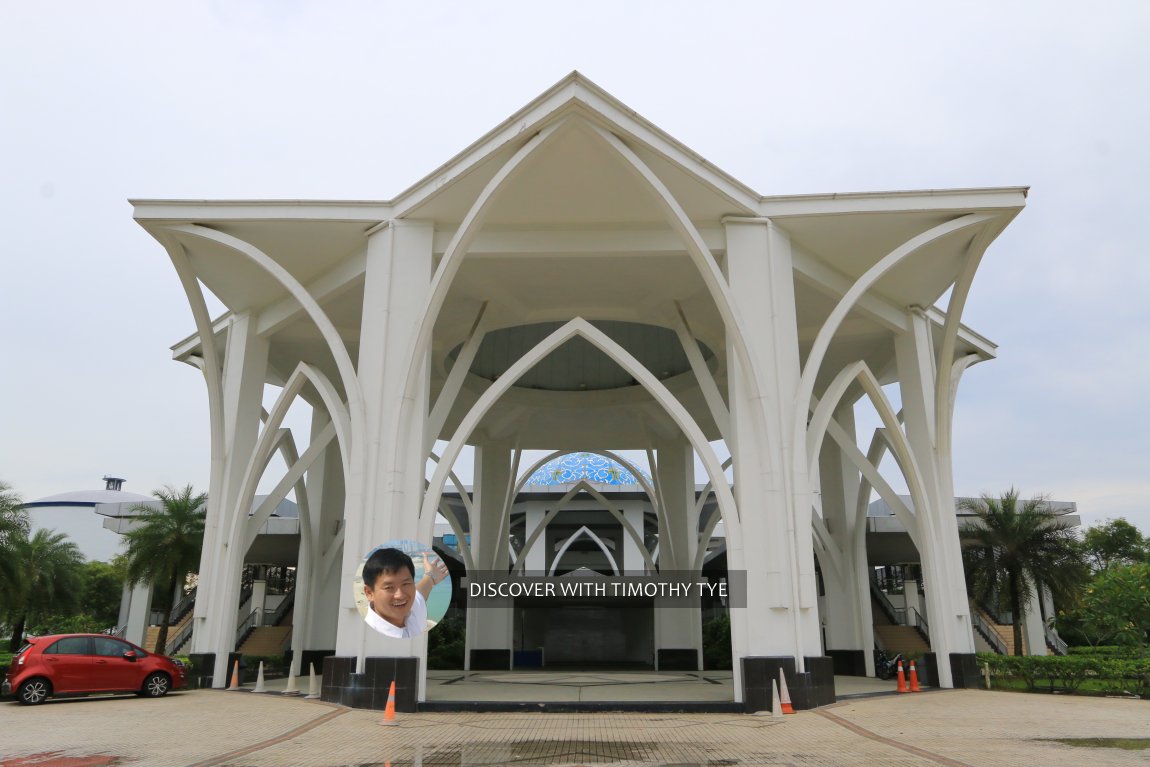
(1, 686, 1147, 766)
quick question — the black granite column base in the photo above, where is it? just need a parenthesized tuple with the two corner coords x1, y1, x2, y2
(187, 653, 215, 690)
(320, 656, 419, 711)
(918, 652, 937, 687)
(657, 649, 699, 671)
(469, 649, 512, 670)
(296, 649, 335, 677)
(826, 649, 867, 676)
(949, 652, 980, 688)
(740, 656, 836, 713)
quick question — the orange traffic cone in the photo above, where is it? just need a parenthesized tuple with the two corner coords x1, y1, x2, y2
(778, 669, 795, 714)
(896, 660, 908, 693)
(909, 660, 921, 692)
(379, 680, 398, 726)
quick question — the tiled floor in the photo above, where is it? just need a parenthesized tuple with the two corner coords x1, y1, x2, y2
(1, 684, 1147, 766)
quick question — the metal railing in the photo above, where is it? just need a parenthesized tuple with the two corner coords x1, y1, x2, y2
(1045, 623, 1068, 655)
(234, 610, 259, 650)
(869, 573, 906, 625)
(169, 587, 197, 624)
(266, 588, 295, 627)
(908, 606, 930, 645)
(168, 621, 194, 655)
(971, 609, 1008, 655)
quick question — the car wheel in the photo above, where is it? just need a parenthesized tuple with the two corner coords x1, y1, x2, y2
(18, 678, 51, 705)
(142, 672, 171, 698)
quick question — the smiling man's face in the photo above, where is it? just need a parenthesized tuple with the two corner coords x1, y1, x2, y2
(364, 567, 417, 628)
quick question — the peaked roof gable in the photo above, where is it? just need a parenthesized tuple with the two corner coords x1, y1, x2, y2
(390, 71, 760, 222)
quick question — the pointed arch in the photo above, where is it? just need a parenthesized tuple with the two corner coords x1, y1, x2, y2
(804, 360, 930, 538)
(165, 223, 364, 432)
(549, 525, 620, 577)
(227, 362, 352, 553)
(796, 213, 995, 429)
(420, 318, 741, 548)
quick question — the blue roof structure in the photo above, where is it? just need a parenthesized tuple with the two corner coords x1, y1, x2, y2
(523, 452, 651, 487)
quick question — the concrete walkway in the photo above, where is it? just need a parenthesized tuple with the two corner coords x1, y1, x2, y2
(1, 687, 1146, 766)
(250, 669, 897, 703)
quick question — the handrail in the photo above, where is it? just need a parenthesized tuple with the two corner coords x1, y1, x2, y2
(267, 588, 295, 627)
(1044, 623, 1068, 655)
(168, 621, 194, 655)
(234, 610, 259, 650)
(868, 572, 906, 625)
(970, 609, 1007, 655)
(169, 587, 198, 624)
(907, 606, 930, 645)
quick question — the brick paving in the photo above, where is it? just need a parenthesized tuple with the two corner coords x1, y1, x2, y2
(1, 688, 1146, 766)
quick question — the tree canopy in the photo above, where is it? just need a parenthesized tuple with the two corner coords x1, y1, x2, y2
(1080, 518, 1149, 573)
(123, 484, 206, 655)
(4, 528, 85, 651)
(961, 489, 1086, 655)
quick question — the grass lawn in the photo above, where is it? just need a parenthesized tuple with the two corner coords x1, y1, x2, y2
(989, 676, 1144, 696)
(1052, 738, 1150, 751)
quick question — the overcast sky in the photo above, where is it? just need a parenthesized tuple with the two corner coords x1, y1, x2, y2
(2, 1, 1147, 539)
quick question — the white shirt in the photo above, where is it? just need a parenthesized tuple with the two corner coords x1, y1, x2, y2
(364, 591, 428, 639)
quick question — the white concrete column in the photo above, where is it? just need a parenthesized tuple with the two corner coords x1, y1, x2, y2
(724, 218, 822, 694)
(1023, 581, 1047, 655)
(653, 436, 702, 669)
(335, 220, 433, 670)
(192, 312, 269, 685)
(895, 307, 976, 686)
(292, 409, 346, 672)
(623, 505, 646, 573)
(465, 437, 515, 667)
(524, 504, 547, 573)
(123, 582, 152, 647)
(817, 403, 875, 675)
(251, 573, 268, 627)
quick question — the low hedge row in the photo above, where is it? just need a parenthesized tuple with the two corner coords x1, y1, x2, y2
(979, 652, 1150, 697)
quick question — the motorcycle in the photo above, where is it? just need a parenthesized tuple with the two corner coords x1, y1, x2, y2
(875, 650, 904, 680)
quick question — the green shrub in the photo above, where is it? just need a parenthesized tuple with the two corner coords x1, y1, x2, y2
(427, 613, 464, 669)
(702, 615, 731, 670)
(979, 652, 1150, 697)
(1067, 645, 1125, 656)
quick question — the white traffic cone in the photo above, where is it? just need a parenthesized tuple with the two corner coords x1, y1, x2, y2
(771, 680, 785, 719)
(251, 661, 268, 693)
(778, 669, 795, 714)
(282, 664, 300, 696)
(305, 663, 320, 699)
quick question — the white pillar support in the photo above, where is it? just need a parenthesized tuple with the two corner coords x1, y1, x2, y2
(653, 436, 702, 669)
(192, 312, 269, 686)
(724, 217, 822, 703)
(817, 404, 874, 676)
(895, 307, 976, 687)
(331, 220, 435, 693)
(466, 438, 515, 668)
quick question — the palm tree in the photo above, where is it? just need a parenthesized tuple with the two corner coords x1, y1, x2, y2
(124, 485, 207, 655)
(960, 489, 1086, 655)
(5, 529, 85, 651)
(0, 480, 30, 588)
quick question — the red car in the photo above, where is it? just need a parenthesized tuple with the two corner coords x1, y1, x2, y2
(3, 633, 187, 705)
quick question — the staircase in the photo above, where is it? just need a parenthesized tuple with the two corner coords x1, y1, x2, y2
(874, 624, 930, 656)
(971, 604, 1018, 655)
(238, 626, 292, 656)
(144, 610, 194, 653)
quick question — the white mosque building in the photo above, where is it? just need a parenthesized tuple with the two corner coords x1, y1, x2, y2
(132, 73, 1032, 712)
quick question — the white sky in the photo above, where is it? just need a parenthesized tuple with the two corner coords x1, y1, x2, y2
(2, 1, 1147, 537)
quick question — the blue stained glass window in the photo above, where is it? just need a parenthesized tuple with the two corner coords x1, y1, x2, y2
(523, 452, 651, 487)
